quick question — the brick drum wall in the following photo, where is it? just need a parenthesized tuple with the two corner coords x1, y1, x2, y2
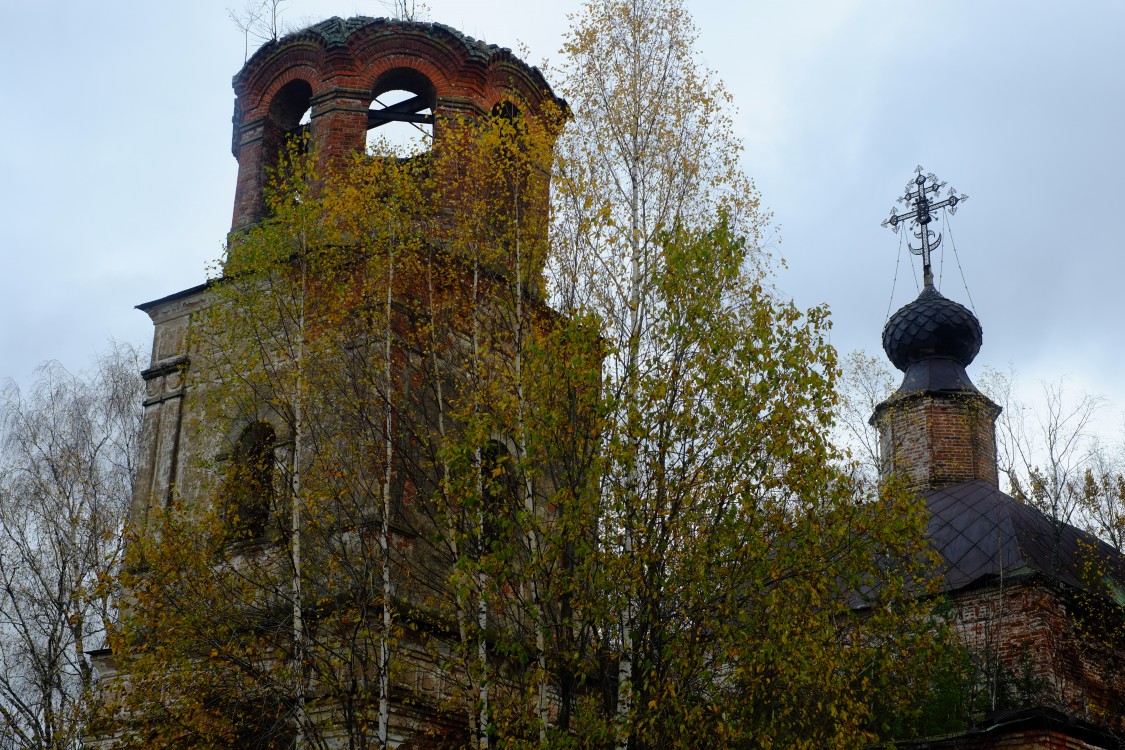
(876, 390, 1000, 491)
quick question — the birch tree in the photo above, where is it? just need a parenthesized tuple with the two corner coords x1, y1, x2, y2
(0, 345, 143, 749)
(551, 1, 954, 746)
(105, 144, 430, 749)
(103, 114, 576, 748)
(553, 2, 762, 743)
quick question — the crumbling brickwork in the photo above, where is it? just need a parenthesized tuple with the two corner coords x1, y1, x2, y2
(230, 16, 560, 230)
(949, 578, 1125, 729)
(93, 17, 568, 748)
(904, 726, 1117, 749)
(874, 389, 1001, 492)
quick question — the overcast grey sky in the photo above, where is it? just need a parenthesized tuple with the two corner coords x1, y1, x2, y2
(2, 1, 1123, 425)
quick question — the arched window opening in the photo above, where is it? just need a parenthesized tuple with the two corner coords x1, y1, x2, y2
(492, 100, 521, 121)
(487, 100, 531, 176)
(482, 99, 541, 281)
(367, 70, 435, 157)
(222, 421, 277, 540)
(268, 79, 313, 153)
(294, 106, 312, 156)
(478, 440, 518, 555)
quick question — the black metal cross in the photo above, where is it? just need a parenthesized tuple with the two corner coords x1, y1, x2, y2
(881, 166, 968, 289)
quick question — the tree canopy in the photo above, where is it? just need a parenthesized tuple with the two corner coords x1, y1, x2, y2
(0, 344, 143, 750)
(95, 2, 960, 748)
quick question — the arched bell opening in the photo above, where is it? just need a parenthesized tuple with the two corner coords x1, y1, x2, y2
(492, 100, 521, 121)
(477, 439, 519, 557)
(366, 68, 435, 157)
(267, 79, 314, 154)
(487, 99, 529, 165)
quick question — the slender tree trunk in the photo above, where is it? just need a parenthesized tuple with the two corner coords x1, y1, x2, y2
(472, 257, 491, 750)
(426, 249, 478, 742)
(292, 235, 308, 750)
(510, 185, 549, 743)
(615, 152, 643, 750)
(378, 241, 397, 748)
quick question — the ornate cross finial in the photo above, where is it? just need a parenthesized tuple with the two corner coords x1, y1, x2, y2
(881, 166, 968, 289)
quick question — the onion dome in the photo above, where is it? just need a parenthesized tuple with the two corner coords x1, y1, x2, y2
(882, 286, 982, 372)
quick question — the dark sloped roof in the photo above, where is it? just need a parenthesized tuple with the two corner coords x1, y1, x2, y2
(887, 357, 988, 398)
(925, 479, 1125, 593)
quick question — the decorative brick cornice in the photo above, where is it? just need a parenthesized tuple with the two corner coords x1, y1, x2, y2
(227, 16, 565, 231)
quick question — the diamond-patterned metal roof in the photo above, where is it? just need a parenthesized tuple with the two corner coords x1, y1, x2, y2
(925, 479, 1125, 592)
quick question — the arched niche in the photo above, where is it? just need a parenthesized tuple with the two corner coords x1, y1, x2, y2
(221, 420, 279, 540)
(478, 439, 519, 554)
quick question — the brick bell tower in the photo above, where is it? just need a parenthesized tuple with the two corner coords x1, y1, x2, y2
(870, 169, 1000, 491)
(105, 18, 568, 747)
(230, 15, 562, 231)
(129, 15, 565, 542)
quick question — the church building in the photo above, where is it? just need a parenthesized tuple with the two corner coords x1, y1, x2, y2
(872, 171, 1125, 748)
(90, 15, 1125, 750)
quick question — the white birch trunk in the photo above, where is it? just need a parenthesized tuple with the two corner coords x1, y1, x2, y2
(615, 154, 643, 750)
(378, 243, 396, 749)
(511, 204, 549, 743)
(292, 241, 308, 750)
(426, 251, 478, 742)
(472, 258, 491, 750)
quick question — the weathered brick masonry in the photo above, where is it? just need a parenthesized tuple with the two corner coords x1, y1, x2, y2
(950, 580, 1125, 727)
(230, 16, 559, 231)
(874, 389, 1000, 492)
